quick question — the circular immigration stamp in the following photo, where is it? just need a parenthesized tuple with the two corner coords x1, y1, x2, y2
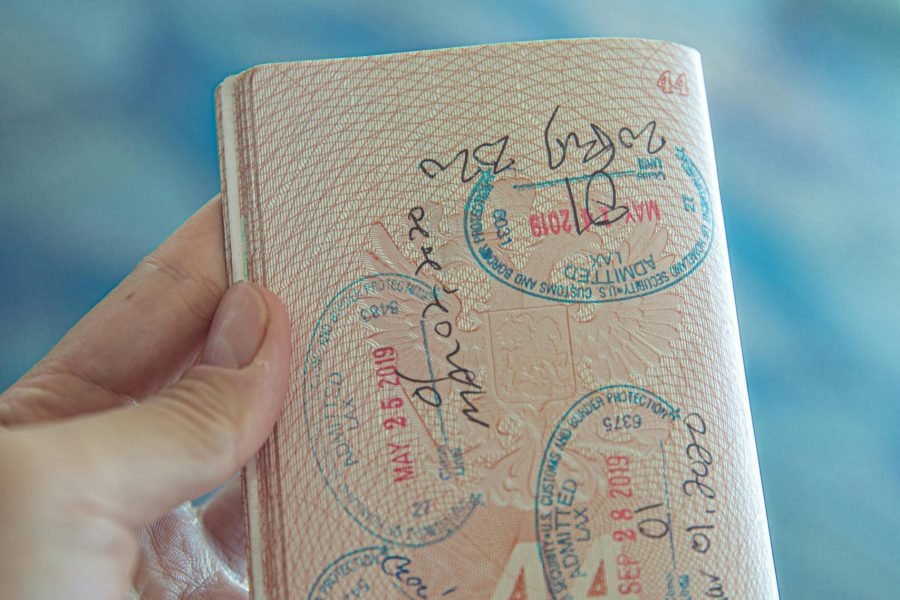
(304, 273, 481, 548)
(308, 545, 462, 600)
(463, 146, 713, 304)
(533, 385, 682, 599)
(307, 546, 389, 600)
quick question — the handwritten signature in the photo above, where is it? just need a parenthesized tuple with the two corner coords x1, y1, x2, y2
(399, 207, 489, 430)
(419, 105, 665, 237)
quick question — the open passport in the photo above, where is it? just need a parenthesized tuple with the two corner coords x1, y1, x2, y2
(215, 38, 778, 599)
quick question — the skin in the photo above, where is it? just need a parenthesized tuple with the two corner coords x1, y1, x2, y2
(0, 197, 290, 599)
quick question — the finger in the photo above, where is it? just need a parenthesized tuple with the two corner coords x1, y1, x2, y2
(1, 197, 227, 426)
(26, 282, 290, 528)
(133, 503, 247, 600)
(198, 476, 247, 578)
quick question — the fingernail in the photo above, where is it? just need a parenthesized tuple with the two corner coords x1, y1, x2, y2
(201, 282, 269, 368)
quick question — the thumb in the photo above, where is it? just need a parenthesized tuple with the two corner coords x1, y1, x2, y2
(48, 281, 291, 527)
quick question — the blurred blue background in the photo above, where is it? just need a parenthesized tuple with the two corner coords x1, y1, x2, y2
(1, 1, 898, 597)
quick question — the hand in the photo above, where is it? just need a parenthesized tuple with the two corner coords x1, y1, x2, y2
(0, 197, 291, 599)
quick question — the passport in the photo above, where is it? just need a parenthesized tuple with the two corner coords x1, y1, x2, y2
(215, 38, 779, 599)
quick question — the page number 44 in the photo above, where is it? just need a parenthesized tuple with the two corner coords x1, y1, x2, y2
(657, 70, 689, 96)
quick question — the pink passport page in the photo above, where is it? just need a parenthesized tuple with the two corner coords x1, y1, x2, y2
(215, 38, 779, 599)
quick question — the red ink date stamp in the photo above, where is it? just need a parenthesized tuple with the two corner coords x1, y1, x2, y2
(371, 346, 416, 483)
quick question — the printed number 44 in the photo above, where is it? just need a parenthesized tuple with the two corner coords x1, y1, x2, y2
(657, 70, 689, 96)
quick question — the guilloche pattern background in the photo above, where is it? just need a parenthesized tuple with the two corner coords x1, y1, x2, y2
(224, 39, 774, 597)
(0, 1, 898, 599)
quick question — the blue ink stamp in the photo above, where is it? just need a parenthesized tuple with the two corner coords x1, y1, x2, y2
(308, 545, 461, 599)
(463, 147, 714, 303)
(304, 274, 480, 548)
(307, 546, 388, 600)
(533, 385, 681, 598)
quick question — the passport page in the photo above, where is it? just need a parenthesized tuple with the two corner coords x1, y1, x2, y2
(216, 38, 779, 600)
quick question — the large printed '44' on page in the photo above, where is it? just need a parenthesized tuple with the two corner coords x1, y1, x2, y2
(216, 38, 779, 600)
